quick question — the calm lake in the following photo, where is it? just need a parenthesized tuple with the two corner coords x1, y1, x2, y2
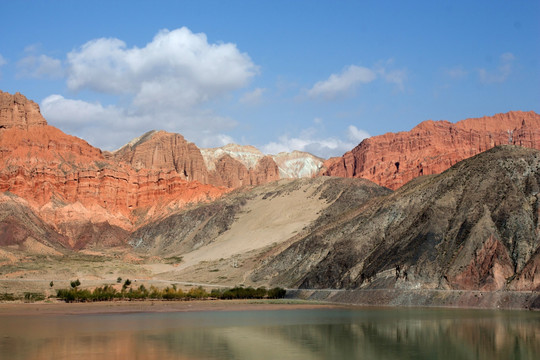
(1, 307, 539, 359)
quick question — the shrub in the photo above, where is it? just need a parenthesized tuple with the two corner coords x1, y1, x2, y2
(24, 292, 45, 302)
(55, 285, 286, 302)
(0, 293, 16, 301)
(267, 287, 287, 299)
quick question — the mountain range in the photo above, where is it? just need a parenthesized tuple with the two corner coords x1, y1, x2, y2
(1, 89, 539, 307)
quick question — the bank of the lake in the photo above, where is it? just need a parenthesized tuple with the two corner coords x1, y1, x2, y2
(287, 288, 540, 310)
(0, 299, 341, 316)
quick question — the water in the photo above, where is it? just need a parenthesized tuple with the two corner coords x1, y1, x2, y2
(0, 307, 539, 359)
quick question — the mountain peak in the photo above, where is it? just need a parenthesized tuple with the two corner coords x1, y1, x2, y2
(0, 90, 47, 130)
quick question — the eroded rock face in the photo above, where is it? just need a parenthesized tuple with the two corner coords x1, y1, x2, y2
(0, 92, 228, 249)
(0, 91, 47, 130)
(323, 111, 540, 189)
(0, 90, 309, 249)
(113, 133, 284, 188)
(111, 130, 210, 184)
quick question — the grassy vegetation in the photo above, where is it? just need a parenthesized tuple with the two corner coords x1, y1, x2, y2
(0, 293, 17, 301)
(55, 283, 286, 303)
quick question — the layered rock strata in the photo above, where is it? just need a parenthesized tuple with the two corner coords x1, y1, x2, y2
(0, 91, 227, 248)
(323, 111, 540, 189)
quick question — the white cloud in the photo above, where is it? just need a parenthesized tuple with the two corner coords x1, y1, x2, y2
(16, 54, 63, 79)
(307, 61, 407, 100)
(239, 87, 265, 104)
(478, 52, 515, 84)
(347, 125, 369, 142)
(307, 65, 376, 100)
(261, 126, 370, 159)
(41, 94, 236, 150)
(36, 27, 258, 150)
(66, 27, 258, 109)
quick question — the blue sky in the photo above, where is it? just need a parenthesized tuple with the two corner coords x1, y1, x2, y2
(0, 1, 538, 158)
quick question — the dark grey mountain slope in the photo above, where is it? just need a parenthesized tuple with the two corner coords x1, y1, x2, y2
(252, 145, 540, 292)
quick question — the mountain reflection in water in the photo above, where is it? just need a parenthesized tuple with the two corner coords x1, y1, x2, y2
(0, 308, 539, 360)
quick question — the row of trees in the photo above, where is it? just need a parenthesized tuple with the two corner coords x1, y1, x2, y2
(56, 283, 286, 303)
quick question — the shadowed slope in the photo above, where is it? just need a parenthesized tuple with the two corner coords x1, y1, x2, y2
(255, 145, 540, 291)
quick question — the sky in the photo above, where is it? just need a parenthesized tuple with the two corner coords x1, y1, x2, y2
(0, 1, 539, 158)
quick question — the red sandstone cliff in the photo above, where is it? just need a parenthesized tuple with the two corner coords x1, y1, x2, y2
(323, 111, 540, 189)
(0, 90, 47, 130)
(113, 132, 281, 188)
(0, 91, 227, 248)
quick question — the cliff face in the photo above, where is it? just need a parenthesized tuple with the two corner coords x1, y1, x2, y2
(114, 135, 314, 188)
(112, 133, 283, 188)
(323, 111, 540, 189)
(111, 130, 210, 184)
(0, 90, 47, 130)
(0, 91, 227, 249)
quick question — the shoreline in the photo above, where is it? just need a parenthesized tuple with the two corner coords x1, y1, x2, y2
(286, 288, 540, 311)
(0, 299, 343, 316)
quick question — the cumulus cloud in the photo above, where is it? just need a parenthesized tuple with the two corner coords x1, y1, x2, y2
(66, 27, 258, 109)
(307, 65, 376, 99)
(38, 27, 258, 150)
(239, 87, 265, 104)
(41, 94, 237, 150)
(478, 52, 515, 84)
(261, 126, 370, 159)
(17, 54, 63, 79)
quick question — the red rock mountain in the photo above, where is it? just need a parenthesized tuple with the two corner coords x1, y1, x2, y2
(0, 90, 320, 248)
(323, 111, 540, 189)
(111, 132, 281, 188)
(0, 91, 227, 248)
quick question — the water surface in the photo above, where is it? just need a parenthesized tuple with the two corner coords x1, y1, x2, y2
(1, 307, 539, 359)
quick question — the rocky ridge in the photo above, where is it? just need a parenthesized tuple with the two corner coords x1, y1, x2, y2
(114, 132, 323, 189)
(323, 111, 540, 189)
